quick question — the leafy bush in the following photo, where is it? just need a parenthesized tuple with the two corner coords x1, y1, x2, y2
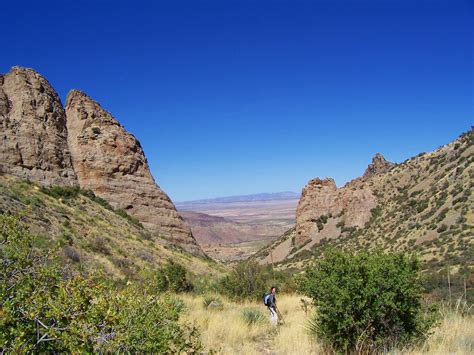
(40, 185, 81, 199)
(0, 214, 201, 353)
(299, 249, 435, 353)
(242, 308, 265, 326)
(155, 260, 193, 293)
(218, 261, 269, 302)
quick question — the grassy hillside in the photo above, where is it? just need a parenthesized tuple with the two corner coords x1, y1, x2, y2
(0, 174, 224, 279)
(254, 130, 473, 273)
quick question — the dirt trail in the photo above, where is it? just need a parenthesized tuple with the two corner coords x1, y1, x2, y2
(255, 331, 277, 355)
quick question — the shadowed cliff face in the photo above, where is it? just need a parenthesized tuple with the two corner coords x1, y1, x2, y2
(0, 67, 77, 185)
(65, 89, 204, 256)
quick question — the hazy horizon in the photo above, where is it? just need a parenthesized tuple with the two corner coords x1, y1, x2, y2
(2, 0, 472, 201)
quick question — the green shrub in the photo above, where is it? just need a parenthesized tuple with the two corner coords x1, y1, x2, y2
(155, 260, 193, 293)
(299, 249, 435, 353)
(242, 308, 265, 326)
(40, 185, 81, 199)
(0, 214, 201, 353)
(218, 261, 269, 302)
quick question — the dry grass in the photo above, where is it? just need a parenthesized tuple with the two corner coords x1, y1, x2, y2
(394, 302, 474, 355)
(181, 294, 319, 354)
(181, 294, 473, 355)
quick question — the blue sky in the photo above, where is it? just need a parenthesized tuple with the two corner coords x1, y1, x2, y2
(1, 0, 472, 201)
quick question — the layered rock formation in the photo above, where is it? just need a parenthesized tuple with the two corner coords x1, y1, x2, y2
(0, 67, 77, 185)
(65, 90, 203, 255)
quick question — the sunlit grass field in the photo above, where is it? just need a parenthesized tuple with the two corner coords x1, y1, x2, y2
(180, 294, 473, 355)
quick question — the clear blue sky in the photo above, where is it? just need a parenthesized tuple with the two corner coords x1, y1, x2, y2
(1, 0, 472, 201)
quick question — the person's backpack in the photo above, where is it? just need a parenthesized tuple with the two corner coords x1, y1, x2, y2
(263, 293, 271, 307)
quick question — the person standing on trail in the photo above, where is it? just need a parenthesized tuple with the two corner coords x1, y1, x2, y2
(265, 286, 278, 326)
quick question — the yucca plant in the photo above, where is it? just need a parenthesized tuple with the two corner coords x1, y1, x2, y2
(242, 308, 265, 326)
(202, 295, 223, 310)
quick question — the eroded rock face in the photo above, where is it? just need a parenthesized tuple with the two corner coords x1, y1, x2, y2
(65, 90, 203, 255)
(295, 161, 381, 246)
(0, 67, 77, 185)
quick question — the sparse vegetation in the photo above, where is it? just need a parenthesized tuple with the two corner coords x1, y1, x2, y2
(40, 184, 143, 228)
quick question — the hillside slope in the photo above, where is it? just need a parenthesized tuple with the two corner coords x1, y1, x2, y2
(0, 175, 222, 279)
(253, 130, 473, 271)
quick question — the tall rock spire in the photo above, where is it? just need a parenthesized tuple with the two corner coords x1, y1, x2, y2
(65, 89, 204, 256)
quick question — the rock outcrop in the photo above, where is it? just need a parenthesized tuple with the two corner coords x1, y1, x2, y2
(295, 159, 382, 246)
(0, 67, 77, 185)
(65, 90, 203, 255)
(363, 153, 394, 179)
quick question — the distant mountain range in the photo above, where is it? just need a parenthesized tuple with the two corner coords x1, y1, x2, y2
(176, 192, 300, 206)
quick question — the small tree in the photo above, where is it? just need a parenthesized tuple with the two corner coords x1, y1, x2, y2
(299, 249, 435, 353)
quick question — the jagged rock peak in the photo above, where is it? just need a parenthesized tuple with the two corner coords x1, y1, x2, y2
(363, 153, 394, 179)
(307, 177, 337, 189)
(65, 90, 204, 256)
(0, 66, 77, 185)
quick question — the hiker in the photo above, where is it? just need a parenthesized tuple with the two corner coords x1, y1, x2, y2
(264, 286, 279, 326)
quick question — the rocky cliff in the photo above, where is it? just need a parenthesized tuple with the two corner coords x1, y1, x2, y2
(295, 169, 379, 246)
(0, 67, 203, 256)
(65, 90, 203, 255)
(0, 67, 77, 185)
